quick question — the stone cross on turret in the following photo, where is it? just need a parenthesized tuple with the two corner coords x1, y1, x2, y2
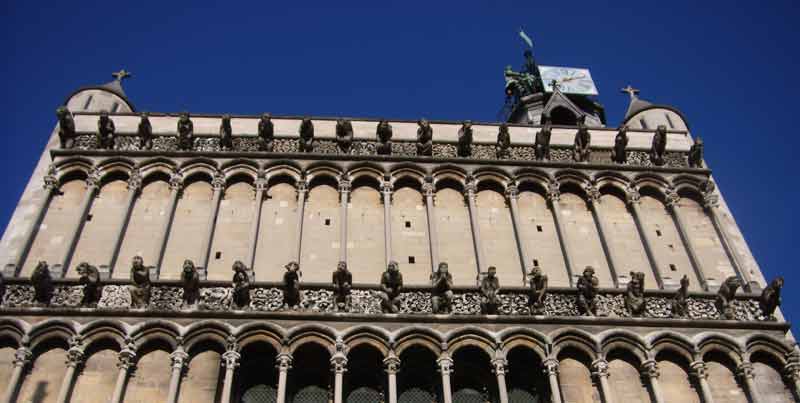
(112, 69, 132, 82)
(620, 85, 640, 99)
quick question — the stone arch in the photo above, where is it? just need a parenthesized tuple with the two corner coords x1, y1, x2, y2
(744, 334, 792, 365)
(599, 329, 649, 363)
(513, 168, 552, 190)
(593, 172, 631, 195)
(16, 330, 70, 403)
(341, 326, 391, 357)
(263, 161, 302, 181)
(27, 319, 77, 351)
(137, 157, 178, 177)
(347, 163, 386, 183)
(390, 167, 426, 188)
(221, 162, 259, 185)
(432, 169, 475, 285)
(129, 321, 180, 352)
(432, 165, 468, 184)
(498, 328, 549, 361)
(208, 167, 255, 278)
(286, 325, 337, 354)
(233, 322, 285, 353)
(554, 336, 600, 403)
(671, 175, 705, 194)
(473, 168, 511, 189)
(696, 333, 744, 366)
(601, 331, 651, 403)
(78, 319, 128, 351)
(181, 321, 233, 353)
(445, 327, 497, 359)
(648, 332, 695, 363)
(550, 328, 599, 361)
(631, 174, 670, 197)
(554, 169, 592, 188)
(747, 342, 796, 403)
(306, 163, 344, 186)
(393, 327, 444, 356)
(94, 158, 135, 182)
(53, 157, 93, 183)
(178, 157, 219, 173)
(0, 318, 27, 348)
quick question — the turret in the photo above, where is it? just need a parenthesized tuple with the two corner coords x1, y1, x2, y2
(63, 69, 135, 113)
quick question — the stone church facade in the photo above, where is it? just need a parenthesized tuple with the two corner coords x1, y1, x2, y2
(0, 63, 797, 403)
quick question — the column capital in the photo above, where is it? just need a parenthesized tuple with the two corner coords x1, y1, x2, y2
(546, 182, 561, 203)
(170, 348, 189, 371)
(422, 181, 436, 198)
(641, 359, 660, 379)
(330, 352, 348, 374)
(701, 180, 719, 209)
(584, 183, 601, 204)
(276, 352, 293, 372)
(437, 354, 454, 376)
(66, 346, 85, 368)
(625, 185, 641, 205)
(338, 178, 352, 195)
(464, 177, 478, 197)
(784, 362, 800, 382)
(591, 359, 610, 379)
(12, 346, 32, 368)
(44, 165, 59, 191)
(690, 361, 708, 380)
(491, 357, 508, 376)
(117, 346, 136, 371)
(86, 168, 102, 189)
(222, 350, 241, 369)
(737, 362, 755, 380)
(255, 176, 269, 192)
(664, 187, 681, 208)
(384, 351, 401, 375)
(542, 358, 559, 376)
(505, 184, 520, 200)
(169, 171, 183, 191)
(211, 172, 226, 190)
(127, 169, 143, 192)
(296, 179, 309, 195)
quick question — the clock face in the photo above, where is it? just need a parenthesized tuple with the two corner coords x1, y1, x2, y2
(538, 66, 599, 96)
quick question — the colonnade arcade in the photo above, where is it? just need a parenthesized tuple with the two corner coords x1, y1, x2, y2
(14, 156, 751, 293)
(1, 319, 798, 403)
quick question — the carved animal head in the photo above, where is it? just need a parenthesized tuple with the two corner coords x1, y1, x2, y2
(182, 259, 196, 278)
(337, 261, 347, 272)
(285, 261, 300, 273)
(721, 276, 742, 297)
(221, 114, 232, 130)
(33, 261, 50, 278)
(487, 266, 496, 278)
(583, 266, 595, 278)
(387, 260, 399, 274)
(261, 113, 272, 123)
(76, 262, 90, 276)
(179, 112, 190, 123)
(771, 276, 784, 291)
(132, 255, 144, 270)
(438, 262, 449, 274)
(232, 260, 247, 273)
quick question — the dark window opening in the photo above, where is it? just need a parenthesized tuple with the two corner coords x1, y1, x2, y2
(668, 244, 675, 251)
(405, 221, 411, 228)
(85, 214, 93, 221)
(533, 259, 539, 267)
(656, 230, 662, 237)
(639, 118, 648, 129)
(83, 95, 93, 110)
(665, 113, 675, 129)
(324, 218, 331, 226)
(110, 102, 119, 113)
(408, 256, 416, 264)
(669, 264, 677, 272)
(215, 252, 222, 259)
(536, 225, 543, 232)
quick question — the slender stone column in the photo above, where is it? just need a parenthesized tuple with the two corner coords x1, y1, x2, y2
(737, 362, 761, 403)
(464, 178, 486, 275)
(585, 185, 620, 287)
(60, 171, 100, 275)
(247, 176, 268, 270)
(338, 176, 351, 263)
(200, 172, 225, 271)
(591, 359, 615, 403)
(384, 350, 400, 403)
(437, 354, 454, 403)
(542, 358, 563, 403)
(665, 189, 708, 290)
(381, 179, 394, 265)
(13, 167, 58, 275)
(546, 182, 575, 286)
(640, 360, 664, 403)
(110, 343, 136, 403)
(1, 346, 31, 403)
(505, 184, 530, 283)
(108, 170, 142, 275)
(167, 346, 189, 403)
(690, 361, 715, 403)
(783, 360, 800, 399)
(56, 344, 84, 403)
(492, 357, 509, 403)
(626, 186, 665, 289)
(154, 172, 182, 275)
(294, 179, 309, 262)
(422, 179, 440, 273)
(702, 184, 753, 291)
(330, 349, 348, 403)
(220, 349, 241, 403)
(276, 352, 292, 403)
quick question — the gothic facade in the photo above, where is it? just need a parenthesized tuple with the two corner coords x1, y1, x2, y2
(0, 73, 796, 403)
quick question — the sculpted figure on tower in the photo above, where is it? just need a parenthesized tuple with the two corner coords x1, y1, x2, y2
(332, 261, 352, 310)
(760, 276, 784, 320)
(573, 115, 591, 162)
(576, 266, 599, 315)
(431, 262, 454, 314)
(129, 256, 150, 309)
(534, 113, 552, 160)
(650, 125, 667, 166)
(480, 266, 501, 314)
(219, 114, 233, 151)
(376, 119, 393, 155)
(97, 111, 116, 149)
(138, 112, 153, 150)
(715, 276, 742, 320)
(177, 112, 194, 150)
(380, 261, 403, 313)
(56, 106, 76, 148)
(527, 264, 548, 315)
(688, 136, 704, 168)
(231, 260, 251, 309)
(671, 275, 690, 317)
(31, 261, 54, 306)
(299, 117, 315, 152)
(416, 118, 433, 156)
(336, 118, 354, 153)
(76, 262, 102, 307)
(283, 261, 302, 308)
(258, 113, 274, 152)
(625, 271, 646, 316)
(611, 125, 629, 164)
(457, 120, 473, 157)
(496, 123, 511, 158)
(181, 259, 200, 308)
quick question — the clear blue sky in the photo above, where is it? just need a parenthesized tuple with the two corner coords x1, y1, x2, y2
(1, 1, 798, 328)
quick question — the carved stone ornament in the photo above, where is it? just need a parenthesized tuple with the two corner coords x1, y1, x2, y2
(97, 111, 116, 149)
(138, 112, 153, 150)
(282, 261, 302, 308)
(664, 187, 681, 208)
(457, 120, 473, 157)
(625, 271, 646, 317)
(480, 267, 501, 314)
(611, 126, 629, 164)
(416, 118, 433, 156)
(650, 125, 668, 166)
(576, 266, 599, 315)
(177, 112, 194, 151)
(76, 262, 102, 307)
(690, 361, 709, 380)
(0, 272, 5, 304)
(496, 123, 511, 159)
(31, 261, 54, 305)
(219, 114, 233, 151)
(56, 106, 76, 148)
(671, 275, 691, 318)
(759, 276, 783, 320)
(181, 259, 201, 308)
(380, 261, 403, 313)
(534, 114, 552, 160)
(231, 261, 252, 309)
(258, 113, 274, 152)
(298, 117, 314, 152)
(431, 262, 454, 314)
(527, 265, 548, 315)
(43, 164, 59, 191)
(715, 276, 742, 319)
(546, 181, 561, 202)
(376, 119, 393, 155)
(332, 261, 352, 311)
(335, 118, 354, 153)
(129, 255, 151, 309)
(688, 136, 704, 168)
(573, 115, 591, 162)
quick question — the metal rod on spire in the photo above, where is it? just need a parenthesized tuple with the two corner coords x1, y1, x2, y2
(518, 28, 534, 49)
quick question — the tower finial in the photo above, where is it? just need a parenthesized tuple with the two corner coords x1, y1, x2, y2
(112, 69, 132, 82)
(620, 85, 639, 99)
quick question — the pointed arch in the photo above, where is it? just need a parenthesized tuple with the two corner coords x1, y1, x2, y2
(128, 320, 181, 352)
